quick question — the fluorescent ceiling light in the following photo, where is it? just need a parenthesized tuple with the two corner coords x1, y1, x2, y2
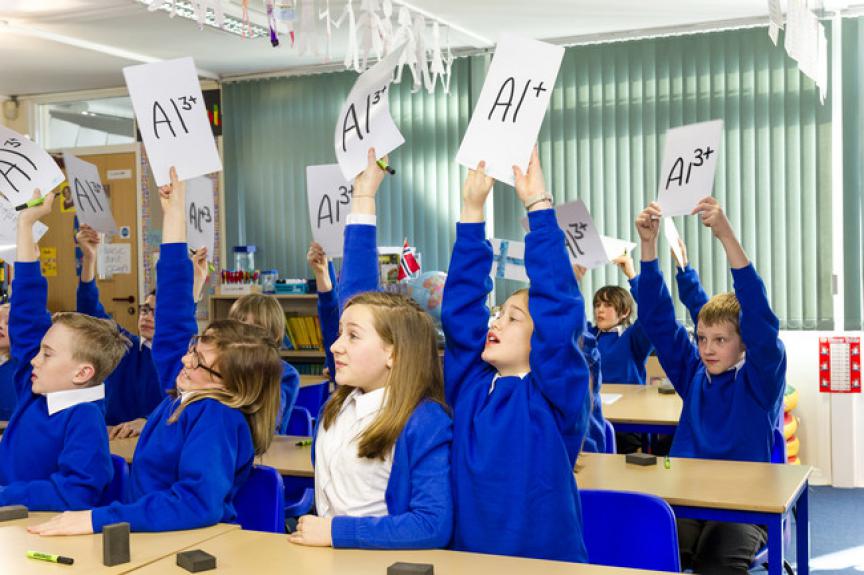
(135, 0, 269, 39)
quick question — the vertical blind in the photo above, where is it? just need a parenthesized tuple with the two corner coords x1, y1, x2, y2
(224, 24, 844, 329)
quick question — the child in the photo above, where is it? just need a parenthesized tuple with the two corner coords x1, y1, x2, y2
(577, 254, 653, 386)
(579, 331, 607, 453)
(0, 191, 129, 511)
(443, 149, 591, 562)
(30, 167, 283, 535)
(75, 225, 164, 427)
(635, 197, 786, 574)
(289, 149, 453, 550)
(0, 303, 16, 420)
(227, 293, 300, 434)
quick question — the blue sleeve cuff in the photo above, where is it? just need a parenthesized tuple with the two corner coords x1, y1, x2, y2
(331, 516, 358, 548)
(456, 221, 486, 240)
(159, 242, 189, 259)
(676, 264, 694, 278)
(13, 261, 41, 278)
(640, 258, 660, 274)
(527, 207, 557, 230)
(318, 288, 338, 303)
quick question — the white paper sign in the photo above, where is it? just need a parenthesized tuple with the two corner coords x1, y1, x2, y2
(600, 393, 622, 406)
(335, 43, 407, 181)
(519, 200, 609, 269)
(123, 57, 222, 186)
(655, 120, 723, 217)
(600, 235, 637, 261)
(99, 243, 131, 277)
(306, 164, 353, 257)
(0, 198, 49, 262)
(664, 217, 685, 268)
(0, 126, 65, 207)
(456, 35, 564, 186)
(185, 176, 215, 261)
(62, 153, 117, 234)
(491, 238, 528, 283)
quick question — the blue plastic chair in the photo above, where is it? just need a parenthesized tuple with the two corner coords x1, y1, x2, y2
(751, 428, 794, 574)
(580, 489, 681, 572)
(99, 454, 129, 505)
(603, 420, 617, 454)
(285, 406, 314, 436)
(295, 382, 330, 422)
(284, 476, 315, 517)
(235, 465, 285, 533)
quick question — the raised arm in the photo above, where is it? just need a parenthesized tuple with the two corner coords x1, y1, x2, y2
(309, 243, 338, 382)
(671, 237, 709, 325)
(151, 168, 197, 389)
(339, 148, 385, 307)
(441, 162, 495, 406)
(635, 203, 701, 398)
(516, 149, 590, 431)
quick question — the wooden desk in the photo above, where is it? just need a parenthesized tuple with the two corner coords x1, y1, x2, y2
(0, 420, 7, 434)
(601, 383, 682, 434)
(111, 435, 315, 478)
(132, 529, 672, 575)
(576, 453, 812, 575)
(0, 512, 238, 574)
(299, 375, 328, 388)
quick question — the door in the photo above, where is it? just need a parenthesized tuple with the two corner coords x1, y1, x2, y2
(40, 149, 140, 333)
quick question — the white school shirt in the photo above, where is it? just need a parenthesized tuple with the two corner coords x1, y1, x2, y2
(314, 387, 393, 518)
(45, 384, 106, 416)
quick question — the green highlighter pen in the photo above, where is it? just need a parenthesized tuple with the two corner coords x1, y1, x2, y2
(27, 550, 74, 565)
(375, 159, 396, 175)
(14, 190, 59, 212)
(295, 439, 313, 447)
(664, 455, 671, 470)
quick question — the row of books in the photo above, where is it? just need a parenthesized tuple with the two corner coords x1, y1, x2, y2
(283, 314, 324, 351)
(294, 363, 326, 375)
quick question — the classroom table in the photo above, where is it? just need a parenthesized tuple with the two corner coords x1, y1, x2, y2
(0, 512, 239, 574)
(298, 374, 329, 388)
(576, 452, 812, 575)
(0, 420, 7, 434)
(600, 383, 682, 434)
(110, 435, 315, 478)
(131, 528, 673, 575)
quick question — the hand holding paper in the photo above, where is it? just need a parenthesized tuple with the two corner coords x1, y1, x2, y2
(513, 146, 549, 211)
(611, 253, 636, 280)
(352, 148, 387, 214)
(461, 161, 494, 223)
(160, 166, 187, 244)
(635, 202, 662, 261)
(307, 242, 332, 293)
(17, 189, 55, 263)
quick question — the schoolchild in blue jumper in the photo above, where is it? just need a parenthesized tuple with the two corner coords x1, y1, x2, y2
(75, 225, 164, 428)
(290, 149, 453, 550)
(0, 191, 128, 511)
(30, 168, 282, 536)
(226, 292, 301, 434)
(0, 303, 17, 420)
(581, 254, 653, 386)
(443, 149, 592, 562)
(635, 197, 786, 575)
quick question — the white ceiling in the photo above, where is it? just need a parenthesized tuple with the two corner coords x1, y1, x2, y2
(0, 0, 853, 97)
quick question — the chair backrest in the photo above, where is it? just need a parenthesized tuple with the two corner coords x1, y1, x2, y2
(295, 382, 330, 419)
(100, 455, 129, 506)
(285, 406, 314, 436)
(235, 465, 285, 533)
(580, 489, 681, 572)
(770, 427, 787, 464)
(603, 419, 617, 454)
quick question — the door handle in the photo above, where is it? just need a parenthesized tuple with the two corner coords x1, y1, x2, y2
(112, 295, 135, 304)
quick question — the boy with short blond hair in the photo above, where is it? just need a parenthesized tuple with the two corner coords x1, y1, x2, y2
(635, 196, 786, 575)
(0, 192, 129, 511)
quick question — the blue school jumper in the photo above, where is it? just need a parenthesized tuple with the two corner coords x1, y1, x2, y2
(90, 243, 254, 532)
(77, 280, 164, 424)
(0, 357, 17, 420)
(277, 360, 301, 434)
(312, 222, 453, 549)
(675, 264, 710, 326)
(325, 400, 453, 549)
(637, 260, 786, 462)
(589, 276, 653, 385)
(442, 210, 591, 563)
(0, 262, 112, 510)
(580, 331, 607, 454)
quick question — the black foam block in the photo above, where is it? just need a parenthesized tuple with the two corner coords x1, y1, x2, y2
(177, 549, 217, 573)
(625, 453, 658, 466)
(102, 522, 131, 566)
(387, 562, 434, 575)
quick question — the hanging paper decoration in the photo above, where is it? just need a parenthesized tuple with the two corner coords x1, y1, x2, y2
(266, 0, 279, 46)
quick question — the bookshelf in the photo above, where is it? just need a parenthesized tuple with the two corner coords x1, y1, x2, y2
(209, 294, 326, 372)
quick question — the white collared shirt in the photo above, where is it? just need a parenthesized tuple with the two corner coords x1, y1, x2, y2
(315, 387, 392, 518)
(600, 324, 626, 336)
(0, 352, 9, 367)
(705, 354, 747, 383)
(45, 384, 105, 416)
(139, 339, 151, 352)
